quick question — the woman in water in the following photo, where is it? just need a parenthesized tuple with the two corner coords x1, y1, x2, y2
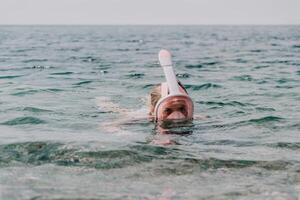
(99, 49, 205, 144)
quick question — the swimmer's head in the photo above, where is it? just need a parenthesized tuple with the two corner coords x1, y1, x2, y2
(148, 49, 194, 122)
(157, 95, 193, 121)
(149, 82, 194, 122)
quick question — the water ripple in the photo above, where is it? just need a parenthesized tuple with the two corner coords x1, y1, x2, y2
(211, 115, 284, 130)
(23, 59, 48, 63)
(197, 100, 254, 107)
(185, 83, 222, 90)
(248, 116, 283, 124)
(185, 64, 203, 69)
(184, 61, 219, 69)
(125, 73, 145, 79)
(0, 75, 23, 79)
(11, 88, 64, 96)
(11, 89, 40, 96)
(50, 72, 74, 75)
(73, 80, 93, 86)
(0, 142, 292, 171)
(1, 116, 46, 126)
(292, 45, 300, 49)
(232, 75, 254, 81)
(176, 73, 191, 78)
(23, 107, 52, 113)
(268, 142, 300, 150)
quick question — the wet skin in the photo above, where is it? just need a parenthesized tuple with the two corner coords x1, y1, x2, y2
(161, 99, 189, 120)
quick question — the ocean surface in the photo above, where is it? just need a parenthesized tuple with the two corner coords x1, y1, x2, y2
(0, 25, 299, 200)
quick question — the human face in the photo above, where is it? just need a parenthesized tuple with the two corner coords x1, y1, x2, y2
(156, 96, 193, 122)
(162, 99, 188, 120)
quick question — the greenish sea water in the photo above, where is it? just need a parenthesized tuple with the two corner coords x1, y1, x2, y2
(0, 25, 300, 199)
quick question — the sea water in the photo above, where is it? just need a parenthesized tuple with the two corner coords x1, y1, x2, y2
(0, 25, 299, 199)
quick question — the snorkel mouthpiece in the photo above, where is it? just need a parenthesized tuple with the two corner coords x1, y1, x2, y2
(154, 49, 194, 122)
(158, 50, 181, 95)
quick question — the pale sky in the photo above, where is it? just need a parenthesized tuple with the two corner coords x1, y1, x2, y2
(0, 0, 299, 25)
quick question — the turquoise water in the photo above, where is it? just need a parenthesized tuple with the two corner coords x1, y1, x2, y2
(0, 26, 300, 199)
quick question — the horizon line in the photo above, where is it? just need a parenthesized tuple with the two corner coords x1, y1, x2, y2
(0, 23, 299, 26)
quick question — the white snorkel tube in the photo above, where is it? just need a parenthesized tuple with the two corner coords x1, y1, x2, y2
(154, 49, 194, 121)
(158, 49, 181, 95)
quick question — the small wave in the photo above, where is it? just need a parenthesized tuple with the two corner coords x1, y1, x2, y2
(275, 85, 295, 89)
(176, 73, 190, 78)
(202, 61, 219, 66)
(0, 75, 23, 79)
(129, 144, 176, 156)
(255, 107, 276, 112)
(255, 160, 289, 170)
(233, 58, 248, 63)
(98, 70, 108, 74)
(287, 122, 300, 130)
(185, 64, 203, 69)
(185, 83, 222, 90)
(45, 88, 64, 92)
(11, 88, 64, 96)
(276, 78, 298, 84)
(292, 45, 300, 48)
(1, 116, 46, 126)
(277, 78, 288, 84)
(268, 142, 300, 150)
(126, 39, 144, 43)
(0, 142, 62, 166)
(232, 75, 253, 81)
(248, 116, 283, 124)
(75, 149, 152, 169)
(0, 66, 54, 71)
(197, 100, 253, 107)
(32, 65, 54, 70)
(23, 59, 48, 63)
(125, 73, 145, 79)
(69, 56, 101, 63)
(201, 140, 256, 147)
(186, 158, 257, 169)
(142, 84, 156, 89)
(116, 48, 130, 51)
(256, 80, 268, 84)
(254, 65, 270, 69)
(56, 47, 82, 52)
(81, 56, 100, 63)
(276, 60, 291, 64)
(50, 72, 74, 75)
(184, 41, 194, 45)
(10, 48, 33, 53)
(23, 107, 52, 113)
(250, 49, 264, 53)
(0, 142, 153, 168)
(152, 158, 289, 174)
(185, 61, 219, 69)
(12, 88, 63, 96)
(211, 115, 283, 130)
(73, 80, 93, 86)
(262, 60, 291, 64)
(11, 89, 39, 96)
(0, 142, 291, 171)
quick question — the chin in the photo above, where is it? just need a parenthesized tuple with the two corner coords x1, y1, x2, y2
(166, 118, 188, 122)
(158, 118, 192, 128)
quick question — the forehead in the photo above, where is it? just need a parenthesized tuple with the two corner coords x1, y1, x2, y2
(163, 98, 188, 107)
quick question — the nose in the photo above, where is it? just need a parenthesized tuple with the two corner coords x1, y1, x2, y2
(167, 111, 186, 120)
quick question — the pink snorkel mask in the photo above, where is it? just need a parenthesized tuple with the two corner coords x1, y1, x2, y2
(154, 50, 194, 122)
